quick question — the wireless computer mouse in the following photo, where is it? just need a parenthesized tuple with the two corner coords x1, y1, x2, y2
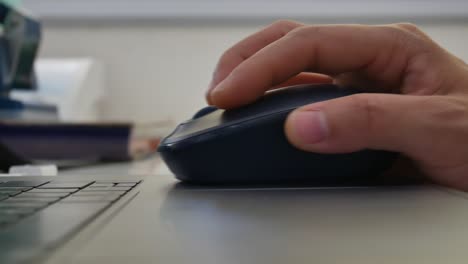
(158, 84, 397, 185)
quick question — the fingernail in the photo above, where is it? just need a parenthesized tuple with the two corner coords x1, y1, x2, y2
(205, 82, 224, 106)
(211, 83, 223, 96)
(207, 67, 222, 93)
(206, 70, 220, 104)
(205, 80, 215, 105)
(209, 78, 230, 99)
(291, 110, 328, 144)
(207, 78, 216, 93)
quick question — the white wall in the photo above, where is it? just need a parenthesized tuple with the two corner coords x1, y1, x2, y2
(38, 22, 468, 123)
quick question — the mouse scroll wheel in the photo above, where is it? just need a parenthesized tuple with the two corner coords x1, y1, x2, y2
(192, 106, 219, 119)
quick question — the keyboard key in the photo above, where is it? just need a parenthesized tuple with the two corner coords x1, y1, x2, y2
(0, 200, 51, 208)
(28, 188, 76, 193)
(37, 181, 93, 189)
(0, 181, 48, 188)
(82, 186, 132, 192)
(15, 192, 70, 199)
(94, 181, 140, 186)
(0, 187, 32, 192)
(0, 190, 23, 196)
(61, 194, 121, 203)
(6, 197, 60, 203)
(89, 182, 116, 188)
(115, 182, 138, 187)
(72, 190, 126, 197)
(0, 203, 45, 209)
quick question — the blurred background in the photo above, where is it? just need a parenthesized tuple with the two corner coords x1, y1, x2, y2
(16, 0, 468, 123)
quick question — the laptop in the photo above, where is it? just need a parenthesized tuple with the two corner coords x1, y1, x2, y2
(2, 160, 468, 264)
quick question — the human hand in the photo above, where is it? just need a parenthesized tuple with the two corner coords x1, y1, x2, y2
(206, 20, 468, 190)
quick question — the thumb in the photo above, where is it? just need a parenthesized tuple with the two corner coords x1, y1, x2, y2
(285, 93, 444, 156)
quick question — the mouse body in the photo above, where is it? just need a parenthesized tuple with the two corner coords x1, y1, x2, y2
(158, 84, 396, 185)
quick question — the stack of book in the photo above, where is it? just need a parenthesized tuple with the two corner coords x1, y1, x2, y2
(0, 120, 172, 171)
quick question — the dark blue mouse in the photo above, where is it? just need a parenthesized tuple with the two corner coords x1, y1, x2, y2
(158, 84, 397, 185)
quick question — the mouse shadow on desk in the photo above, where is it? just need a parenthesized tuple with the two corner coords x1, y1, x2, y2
(160, 179, 427, 222)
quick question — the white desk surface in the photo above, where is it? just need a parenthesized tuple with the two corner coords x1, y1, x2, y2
(60, 154, 168, 177)
(48, 155, 468, 264)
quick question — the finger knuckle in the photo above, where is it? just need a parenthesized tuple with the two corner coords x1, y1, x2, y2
(376, 23, 432, 53)
(385, 23, 433, 45)
(350, 94, 381, 135)
(219, 45, 244, 64)
(378, 24, 413, 41)
(271, 19, 303, 32)
(287, 25, 321, 40)
(394, 22, 424, 34)
(219, 49, 234, 62)
(427, 97, 468, 124)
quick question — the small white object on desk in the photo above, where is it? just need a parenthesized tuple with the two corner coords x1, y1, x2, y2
(9, 165, 58, 176)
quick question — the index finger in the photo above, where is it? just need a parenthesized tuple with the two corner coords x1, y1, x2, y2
(206, 20, 303, 103)
(208, 24, 429, 109)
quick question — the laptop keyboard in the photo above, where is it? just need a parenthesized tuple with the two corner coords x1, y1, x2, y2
(0, 180, 141, 229)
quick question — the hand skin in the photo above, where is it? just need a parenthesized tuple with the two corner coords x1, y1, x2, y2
(206, 20, 468, 190)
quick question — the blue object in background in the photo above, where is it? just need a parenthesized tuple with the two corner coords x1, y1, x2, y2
(1, 0, 21, 7)
(0, 1, 41, 109)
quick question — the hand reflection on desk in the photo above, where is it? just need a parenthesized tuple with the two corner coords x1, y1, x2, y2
(158, 183, 449, 263)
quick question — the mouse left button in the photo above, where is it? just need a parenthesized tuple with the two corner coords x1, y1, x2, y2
(192, 106, 218, 119)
